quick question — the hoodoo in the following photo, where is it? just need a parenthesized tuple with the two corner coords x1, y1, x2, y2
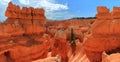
(0, 2, 48, 62)
(84, 6, 120, 62)
(1, 1, 120, 62)
(4, 2, 46, 36)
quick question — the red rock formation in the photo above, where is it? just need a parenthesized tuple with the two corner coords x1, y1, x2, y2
(96, 6, 112, 19)
(0, 34, 54, 62)
(68, 41, 90, 62)
(2, 2, 46, 36)
(5, 2, 46, 20)
(102, 52, 120, 62)
(0, 2, 48, 62)
(3, 2, 120, 62)
(84, 6, 120, 62)
(51, 30, 68, 62)
(5, 2, 20, 18)
(96, 6, 120, 19)
(51, 38, 68, 62)
(112, 7, 120, 19)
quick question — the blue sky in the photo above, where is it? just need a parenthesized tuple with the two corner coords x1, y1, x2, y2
(0, 0, 120, 21)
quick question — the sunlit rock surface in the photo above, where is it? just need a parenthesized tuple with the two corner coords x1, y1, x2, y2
(84, 6, 120, 62)
(0, 2, 120, 62)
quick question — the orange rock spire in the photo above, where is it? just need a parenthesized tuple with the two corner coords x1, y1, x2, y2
(84, 6, 120, 62)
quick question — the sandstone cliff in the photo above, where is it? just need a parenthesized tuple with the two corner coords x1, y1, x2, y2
(0, 2, 47, 62)
(1, 2, 120, 62)
(84, 6, 120, 62)
(0, 2, 46, 37)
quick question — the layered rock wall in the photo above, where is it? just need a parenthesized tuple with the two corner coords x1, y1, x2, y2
(112, 7, 120, 19)
(84, 6, 120, 62)
(96, 6, 111, 19)
(0, 2, 46, 37)
(5, 2, 45, 20)
(96, 6, 120, 19)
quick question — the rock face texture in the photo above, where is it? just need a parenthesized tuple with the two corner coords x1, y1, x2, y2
(96, 6, 111, 19)
(0, 2, 94, 61)
(102, 52, 120, 62)
(5, 2, 45, 20)
(112, 7, 120, 19)
(0, 2, 47, 62)
(2, 2, 120, 62)
(3, 2, 46, 36)
(45, 18, 94, 62)
(84, 6, 120, 62)
(68, 41, 90, 62)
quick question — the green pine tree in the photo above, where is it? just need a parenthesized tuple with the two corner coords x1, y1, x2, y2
(70, 28, 75, 46)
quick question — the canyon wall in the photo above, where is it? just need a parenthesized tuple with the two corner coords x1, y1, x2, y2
(96, 6, 120, 19)
(1, 2, 120, 62)
(0, 2, 48, 62)
(0, 2, 46, 37)
(5, 2, 45, 20)
(84, 6, 120, 62)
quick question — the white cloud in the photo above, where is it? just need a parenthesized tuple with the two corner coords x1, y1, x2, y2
(0, 0, 11, 5)
(46, 11, 74, 20)
(19, 0, 29, 5)
(0, 0, 71, 21)
(0, 0, 11, 21)
(18, 0, 70, 20)
(19, 0, 68, 11)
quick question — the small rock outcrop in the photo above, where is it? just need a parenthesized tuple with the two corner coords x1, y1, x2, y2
(96, 6, 111, 19)
(112, 7, 120, 19)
